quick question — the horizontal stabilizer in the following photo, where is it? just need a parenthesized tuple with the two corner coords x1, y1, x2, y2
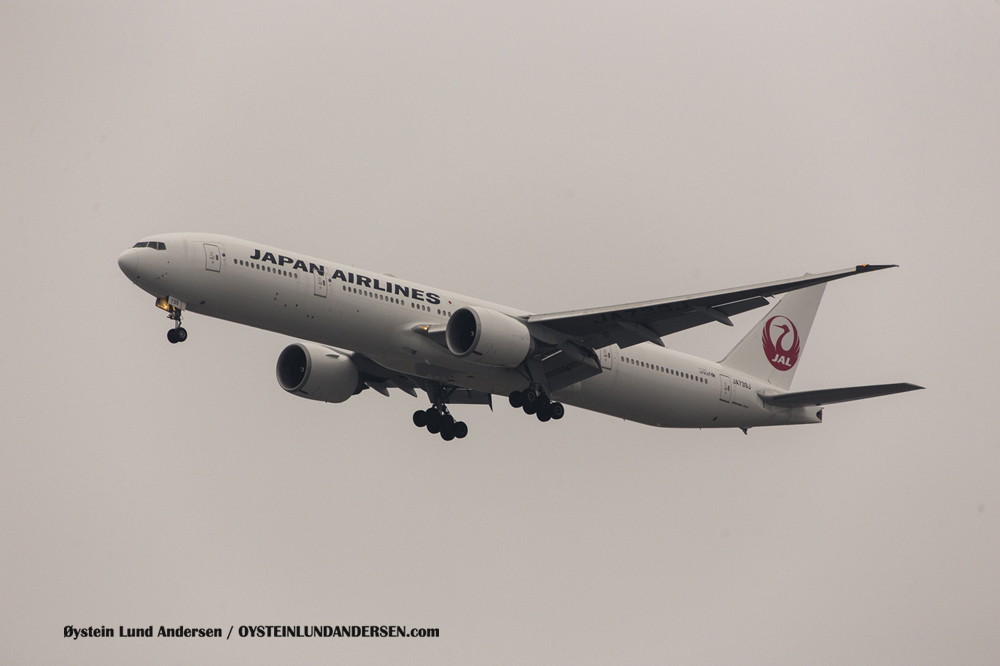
(759, 383, 923, 408)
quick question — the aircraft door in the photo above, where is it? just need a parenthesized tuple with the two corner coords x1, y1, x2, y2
(204, 244, 221, 272)
(599, 345, 614, 370)
(314, 273, 328, 297)
(719, 374, 732, 403)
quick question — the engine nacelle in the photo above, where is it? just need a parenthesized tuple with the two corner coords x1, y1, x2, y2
(445, 306, 534, 367)
(275, 342, 360, 403)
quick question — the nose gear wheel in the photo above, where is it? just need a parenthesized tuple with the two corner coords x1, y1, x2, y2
(164, 304, 188, 344)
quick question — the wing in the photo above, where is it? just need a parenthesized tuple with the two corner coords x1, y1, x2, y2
(348, 350, 493, 406)
(758, 382, 923, 408)
(527, 264, 895, 351)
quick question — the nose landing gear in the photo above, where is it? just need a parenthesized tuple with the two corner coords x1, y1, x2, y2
(509, 388, 564, 423)
(162, 302, 187, 344)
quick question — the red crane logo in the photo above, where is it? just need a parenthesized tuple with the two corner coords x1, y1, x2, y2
(762, 316, 800, 371)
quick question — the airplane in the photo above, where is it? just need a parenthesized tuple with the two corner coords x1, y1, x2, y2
(117, 233, 922, 440)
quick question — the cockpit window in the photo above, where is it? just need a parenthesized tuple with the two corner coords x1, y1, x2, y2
(155, 242, 166, 250)
(133, 241, 147, 248)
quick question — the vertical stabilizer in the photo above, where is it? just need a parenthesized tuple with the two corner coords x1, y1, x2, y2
(719, 283, 826, 390)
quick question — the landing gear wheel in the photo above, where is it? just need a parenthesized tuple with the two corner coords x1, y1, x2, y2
(536, 406, 551, 422)
(550, 402, 565, 420)
(508, 391, 524, 408)
(523, 401, 536, 415)
(421, 385, 463, 440)
(522, 388, 537, 405)
(425, 409, 442, 433)
(413, 410, 428, 428)
(164, 301, 186, 343)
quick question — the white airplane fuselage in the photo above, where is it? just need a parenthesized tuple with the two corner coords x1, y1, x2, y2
(118, 233, 822, 430)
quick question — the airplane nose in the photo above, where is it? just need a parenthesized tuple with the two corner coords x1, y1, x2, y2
(118, 248, 138, 275)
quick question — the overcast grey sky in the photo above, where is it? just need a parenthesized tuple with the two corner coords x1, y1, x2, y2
(2, 1, 998, 663)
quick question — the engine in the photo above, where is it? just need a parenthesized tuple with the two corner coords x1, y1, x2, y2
(275, 342, 361, 403)
(445, 306, 534, 367)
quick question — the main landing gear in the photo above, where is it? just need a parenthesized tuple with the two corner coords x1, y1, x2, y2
(508, 388, 565, 422)
(412, 406, 469, 441)
(165, 306, 188, 344)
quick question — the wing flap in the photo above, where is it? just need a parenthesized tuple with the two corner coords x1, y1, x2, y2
(347, 349, 494, 406)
